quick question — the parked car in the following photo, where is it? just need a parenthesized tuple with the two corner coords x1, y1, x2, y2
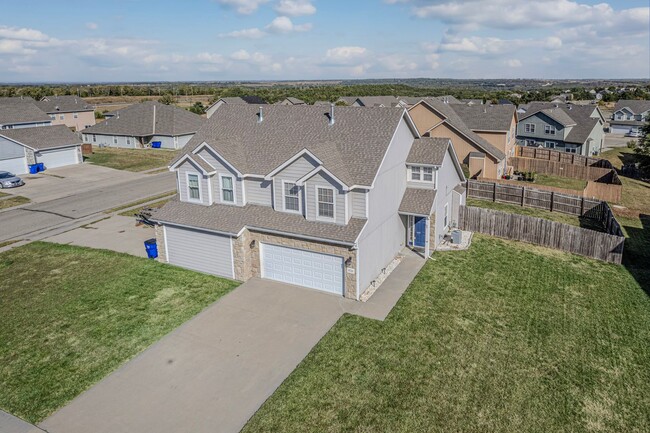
(625, 130, 642, 138)
(0, 171, 25, 188)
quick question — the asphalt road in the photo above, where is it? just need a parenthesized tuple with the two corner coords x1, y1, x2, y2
(0, 172, 175, 243)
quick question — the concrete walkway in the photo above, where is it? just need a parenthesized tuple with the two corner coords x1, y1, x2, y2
(0, 410, 44, 433)
(40, 251, 425, 433)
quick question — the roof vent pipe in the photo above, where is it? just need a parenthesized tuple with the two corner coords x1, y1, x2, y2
(329, 104, 335, 126)
(257, 106, 264, 123)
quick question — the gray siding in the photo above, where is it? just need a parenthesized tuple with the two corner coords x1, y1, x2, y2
(272, 154, 318, 213)
(177, 159, 211, 205)
(0, 136, 25, 160)
(433, 149, 463, 247)
(357, 117, 414, 294)
(0, 121, 51, 129)
(90, 133, 138, 148)
(151, 135, 176, 149)
(164, 225, 233, 278)
(244, 178, 272, 206)
(304, 172, 347, 225)
(517, 113, 565, 141)
(583, 121, 605, 156)
(196, 147, 243, 206)
(350, 189, 367, 218)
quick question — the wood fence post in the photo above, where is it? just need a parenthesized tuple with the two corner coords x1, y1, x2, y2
(580, 197, 585, 216)
(550, 191, 554, 213)
(521, 186, 525, 207)
(493, 182, 497, 202)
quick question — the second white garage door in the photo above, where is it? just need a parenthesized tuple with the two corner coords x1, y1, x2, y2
(0, 156, 27, 175)
(261, 243, 344, 295)
(165, 225, 234, 278)
(36, 147, 78, 169)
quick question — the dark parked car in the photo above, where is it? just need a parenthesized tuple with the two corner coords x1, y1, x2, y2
(0, 171, 24, 188)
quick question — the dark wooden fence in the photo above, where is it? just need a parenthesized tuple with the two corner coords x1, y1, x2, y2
(466, 179, 624, 237)
(459, 206, 625, 264)
(516, 146, 614, 169)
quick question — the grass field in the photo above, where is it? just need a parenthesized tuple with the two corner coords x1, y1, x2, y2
(533, 173, 587, 191)
(242, 235, 650, 433)
(0, 195, 30, 210)
(600, 147, 650, 214)
(0, 242, 238, 422)
(85, 147, 179, 172)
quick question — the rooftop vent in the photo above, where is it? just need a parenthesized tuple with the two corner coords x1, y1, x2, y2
(329, 104, 335, 126)
(257, 106, 264, 123)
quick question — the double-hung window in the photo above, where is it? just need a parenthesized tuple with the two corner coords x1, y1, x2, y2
(423, 167, 433, 182)
(221, 176, 234, 203)
(545, 125, 556, 135)
(544, 141, 555, 148)
(411, 166, 421, 181)
(410, 166, 435, 184)
(73, 112, 78, 119)
(283, 182, 300, 212)
(187, 174, 200, 201)
(317, 187, 334, 219)
(524, 123, 535, 133)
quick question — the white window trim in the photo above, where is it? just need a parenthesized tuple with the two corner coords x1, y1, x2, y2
(73, 112, 78, 118)
(186, 172, 202, 203)
(525, 123, 535, 133)
(219, 173, 236, 204)
(281, 180, 302, 214)
(444, 203, 449, 229)
(315, 185, 336, 221)
(545, 141, 555, 148)
(408, 165, 437, 186)
(545, 125, 556, 135)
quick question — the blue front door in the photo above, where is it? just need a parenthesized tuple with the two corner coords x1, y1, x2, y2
(414, 217, 426, 248)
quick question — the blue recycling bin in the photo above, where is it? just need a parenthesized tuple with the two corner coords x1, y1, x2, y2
(151, 141, 162, 149)
(37, 162, 45, 172)
(29, 164, 38, 174)
(144, 239, 158, 259)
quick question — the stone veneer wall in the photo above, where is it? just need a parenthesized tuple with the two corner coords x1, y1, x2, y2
(232, 228, 358, 299)
(155, 224, 167, 263)
(429, 213, 436, 255)
(25, 148, 35, 165)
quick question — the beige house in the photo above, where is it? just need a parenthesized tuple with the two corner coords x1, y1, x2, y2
(36, 96, 95, 132)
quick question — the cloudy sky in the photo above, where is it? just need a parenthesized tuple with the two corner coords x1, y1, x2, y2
(1, 0, 648, 82)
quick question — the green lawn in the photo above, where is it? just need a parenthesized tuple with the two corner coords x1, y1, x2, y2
(533, 173, 587, 191)
(85, 147, 179, 172)
(0, 195, 30, 210)
(242, 235, 650, 433)
(0, 242, 238, 423)
(118, 198, 171, 217)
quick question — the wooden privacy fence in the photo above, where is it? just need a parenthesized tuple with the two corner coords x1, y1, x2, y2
(458, 206, 625, 264)
(516, 146, 613, 169)
(466, 179, 624, 237)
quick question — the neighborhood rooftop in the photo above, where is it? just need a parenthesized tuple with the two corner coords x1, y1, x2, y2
(0, 125, 82, 150)
(175, 105, 411, 187)
(0, 97, 51, 125)
(519, 102, 603, 145)
(613, 99, 650, 114)
(448, 103, 517, 132)
(399, 188, 437, 216)
(36, 95, 94, 114)
(82, 101, 204, 137)
(406, 137, 450, 166)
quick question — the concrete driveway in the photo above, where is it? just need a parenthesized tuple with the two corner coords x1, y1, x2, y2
(40, 278, 352, 433)
(46, 215, 155, 258)
(603, 133, 634, 152)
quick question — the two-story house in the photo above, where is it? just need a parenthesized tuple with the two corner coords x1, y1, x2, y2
(516, 103, 605, 156)
(151, 105, 465, 300)
(81, 101, 204, 149)
(610, 100, 650, 135)
(35, 95, 96, 131)
(0, 97, 52, 130)
(205, 96, 267, 118)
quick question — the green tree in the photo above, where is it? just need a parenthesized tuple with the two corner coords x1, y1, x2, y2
(635, 120, 650, 156)
(158, 94, 175, 105)
(189, 102, 205, 115)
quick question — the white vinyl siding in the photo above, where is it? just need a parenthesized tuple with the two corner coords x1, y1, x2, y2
(350, 189, 367, 218)
(196, 147, 243, 206)
(244, 178, 272, 206)
(164, 225, 234, 278)
(36, 147, 79, 169)
(272, 154, 318, 213)
(304, 171, 346, 225)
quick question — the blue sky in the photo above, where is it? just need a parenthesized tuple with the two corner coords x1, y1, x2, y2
(1, 0, 648, 82)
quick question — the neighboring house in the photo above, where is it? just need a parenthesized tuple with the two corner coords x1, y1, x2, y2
(336, 96, 360, 106)
(449, 103, 518, 159)
(0, 125, 82, 174)
(277, 97, 306, 105)
(81, 101, 204, 149)
(610, 100, 650, 135)
(0, 97, 52, 130)
(407, 98, 507, 179)
(516, 103, 605, 156)
(205, 96, 267, 119)
(151, 105, 465, 300)
(349, 95, 460, 108)
(35, 95, 95, 131)
(313, 100, 332, 106)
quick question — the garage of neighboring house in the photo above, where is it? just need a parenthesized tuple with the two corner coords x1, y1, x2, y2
(164, 225, 234, 279)
(0, 125, 82, 174)
(260, 243, 345, 295)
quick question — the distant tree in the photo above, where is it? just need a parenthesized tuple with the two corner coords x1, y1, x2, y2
(158, 94, 175, 105)
(189, 102, 205, 115)
(94, 111, 105, 119)
(635, 120, 650, 156)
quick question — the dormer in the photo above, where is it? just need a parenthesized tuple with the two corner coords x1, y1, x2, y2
(405, 137, 453, 190)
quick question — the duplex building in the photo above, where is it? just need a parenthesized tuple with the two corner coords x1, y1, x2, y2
(517, 103, 605, 156)
(610, 100, 650, 135)
(0, 97, 52, 130)
(35, 95, 95, 131)
(81, 101, 204, 149)
(152, 105, 465, 300)
(205, 96, 267, 119)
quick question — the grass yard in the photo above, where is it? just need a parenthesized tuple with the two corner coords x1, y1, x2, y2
(242, 235, 650, 433)
(600, 147, 650, 214)
(84, 147, 179, 172)
(533, 173, 587, 191)
(118, 198, 171, 217)
(104, 191, 175, 214)
(0, 242, 239, 423)
(0, 195, 30, 210)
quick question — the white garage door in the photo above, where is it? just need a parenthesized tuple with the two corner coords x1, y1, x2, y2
(36, 147, 78, 169)
(0, 157, 27, 175)
(610, 125, 631, 135)
(261, 243, 344, 295)
(165, 225, 234, 278)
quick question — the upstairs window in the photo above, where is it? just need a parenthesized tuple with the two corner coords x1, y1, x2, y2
(221, 176, 234, 203)
(544, 125, 556, 135)
(59, 114, 65, 120)
(73, 112, 78, 118)
(317, 187, 335, 219)
(411, 166, 421, 181)
(283, 182, 301, 212)
(187, 174, 200, 201)
(409, 166, 435, 183)
(524, 123, 535, 133)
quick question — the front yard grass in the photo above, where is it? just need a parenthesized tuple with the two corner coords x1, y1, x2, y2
(242, 235, 650, 433)
(0, 195, 30, 210)
(0, 242, 239, 423)
(85, 147, 179, 172)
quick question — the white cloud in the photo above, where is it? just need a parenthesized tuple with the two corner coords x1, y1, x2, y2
(0, 26, 48, 41)
(230, 49, 251, 60)
(266, 16, 312, 33)
(506, 59, 522, 68)
(275, 0, 316, 16)
(214, 0, 269, 14)
(85, 22, 98, 30)
(325, 46, 367, 64)
(219, 27, 266, 39)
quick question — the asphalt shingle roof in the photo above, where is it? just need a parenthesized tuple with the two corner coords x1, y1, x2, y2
(81, 101, 204, 137)
(399, 188, 436, 216)
(406, 137, 449, 166)
(0, 125, 82, 150)
(448, 104, 516, 132)
(152, 197, 367, 245)
(175, 105, 409, 187)
(36, 95, 93, 113)
(518, 103, 603, 145)
(614, 99, 650, 115)
(0, 97, 51, 125)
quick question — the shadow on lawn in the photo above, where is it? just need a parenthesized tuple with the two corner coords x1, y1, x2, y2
(622, 214, 650, 296)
